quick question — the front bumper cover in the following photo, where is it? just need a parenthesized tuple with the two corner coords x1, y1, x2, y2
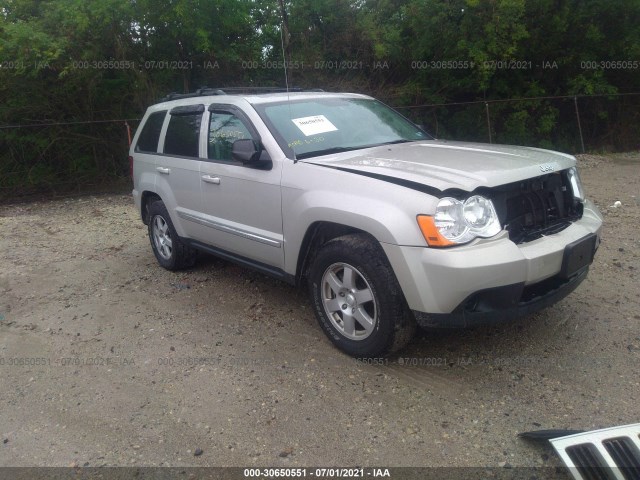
(413, 266, 589, 328)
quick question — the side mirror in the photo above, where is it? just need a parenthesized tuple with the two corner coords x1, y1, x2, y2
(232, 139, 260, 164)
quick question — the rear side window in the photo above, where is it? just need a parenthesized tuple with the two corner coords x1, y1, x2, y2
(164, 107, 204, 158)
(135, 110, 166, 153)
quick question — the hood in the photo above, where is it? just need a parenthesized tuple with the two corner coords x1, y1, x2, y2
(301, 140, 576, 192)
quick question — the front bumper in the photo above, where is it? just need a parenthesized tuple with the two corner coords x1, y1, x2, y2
(381, 199, 603, 327)
(413, 267, 589, 328)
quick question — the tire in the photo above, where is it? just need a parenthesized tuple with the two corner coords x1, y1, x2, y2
(147, 200, 197, 271)
(308, 234, 416, 357)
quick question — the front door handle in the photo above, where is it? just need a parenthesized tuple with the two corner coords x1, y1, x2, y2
(156, 167, 170, 174)
(201, 175, 221, 185)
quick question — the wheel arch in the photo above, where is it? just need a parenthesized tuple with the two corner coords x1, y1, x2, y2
(295, 221, 383, 286)
(140, 191, 162, 225)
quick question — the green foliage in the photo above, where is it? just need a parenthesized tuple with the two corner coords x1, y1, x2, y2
(1, 0, 639, 198)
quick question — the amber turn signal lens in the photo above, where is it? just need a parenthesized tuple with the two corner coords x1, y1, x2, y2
(417, 215, 455, 247)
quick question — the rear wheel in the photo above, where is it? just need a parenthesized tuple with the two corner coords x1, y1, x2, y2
(308, 234, 415, 357)
(148, 200, 197, 270)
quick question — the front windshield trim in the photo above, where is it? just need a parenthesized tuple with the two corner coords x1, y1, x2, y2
(251, 97, 432, 161)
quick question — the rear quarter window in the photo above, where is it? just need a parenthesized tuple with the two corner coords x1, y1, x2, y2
(135, 110, 167, 153)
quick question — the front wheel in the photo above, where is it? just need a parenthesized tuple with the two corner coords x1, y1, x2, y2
(308, 234, 416, 357)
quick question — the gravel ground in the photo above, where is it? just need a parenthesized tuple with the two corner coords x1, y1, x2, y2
(0, 153, 638, 471)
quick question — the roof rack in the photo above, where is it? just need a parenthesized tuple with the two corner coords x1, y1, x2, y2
(159, 87, 325, 103)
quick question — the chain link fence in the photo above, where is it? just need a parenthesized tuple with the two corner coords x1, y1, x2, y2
(396, 92, 640, 154)
(1, 92, 639, 201)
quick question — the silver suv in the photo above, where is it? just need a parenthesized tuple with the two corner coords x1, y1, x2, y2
(130, 88, 603, 357)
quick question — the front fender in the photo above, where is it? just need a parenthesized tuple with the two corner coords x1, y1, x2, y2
(281, 172, 438, 275)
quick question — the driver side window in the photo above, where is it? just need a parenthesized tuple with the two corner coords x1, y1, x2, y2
(208, 111, 254, 162)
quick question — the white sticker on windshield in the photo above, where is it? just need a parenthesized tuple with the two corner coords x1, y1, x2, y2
(291, 115, 338, 136)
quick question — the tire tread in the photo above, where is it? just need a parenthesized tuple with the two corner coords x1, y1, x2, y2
(309, 233, 416, 357)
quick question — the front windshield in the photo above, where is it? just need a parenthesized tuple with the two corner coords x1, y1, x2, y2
(253, 97, 431, 159)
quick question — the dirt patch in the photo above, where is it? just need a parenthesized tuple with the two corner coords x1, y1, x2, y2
(0, 154, 639, 468)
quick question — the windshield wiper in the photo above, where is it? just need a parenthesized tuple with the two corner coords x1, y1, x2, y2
(296, 146, 363, 160)
(295, 140, 413, 160)
(376, 139, 412, 146)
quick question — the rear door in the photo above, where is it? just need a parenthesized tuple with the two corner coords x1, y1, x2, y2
(154, 104, 208, 240)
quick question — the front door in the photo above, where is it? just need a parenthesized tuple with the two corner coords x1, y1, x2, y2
(198, 106, 284, 270)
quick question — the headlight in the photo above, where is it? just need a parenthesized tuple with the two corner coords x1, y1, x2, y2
(566, 166, 585, 202)
(417, 195, 501, 247)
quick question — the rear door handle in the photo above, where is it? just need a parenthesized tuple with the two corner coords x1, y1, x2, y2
(201, 175, 221, 185)
(156, 167, 170, 174)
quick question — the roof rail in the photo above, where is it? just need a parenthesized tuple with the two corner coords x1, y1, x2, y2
(158, 87, 325, 103)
